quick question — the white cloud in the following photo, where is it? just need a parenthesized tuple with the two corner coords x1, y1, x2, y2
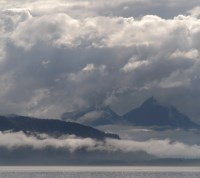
(82, 64, 96, 72)
(188, 6, 200, 18)
(10, 13, 82, 50)
(105, 138, 200, 159)
(68, 64, 106, 82)
(122, 58, 150, 72)
(6, 11, 200, 49)
(1, 131, 200, 159)
(171, 49, 199, 59)
(0, 131, 96, 152)
(78, 111, 103, 123)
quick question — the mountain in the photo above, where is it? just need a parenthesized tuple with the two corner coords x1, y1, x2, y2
(61, 97, 200, 130)
(123, 97, 200, 129)
(62, 106, 120, 126)
(0, 115, 120, 140)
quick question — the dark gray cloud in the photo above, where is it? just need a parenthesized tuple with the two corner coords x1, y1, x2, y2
(0, 0, 200, 125)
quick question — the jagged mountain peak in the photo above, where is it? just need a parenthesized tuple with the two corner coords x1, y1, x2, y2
(123, 97, 200, 129)
(61, 97, 200, 130)
(62, 105, 119, 126)
(141, 96, 159, 107)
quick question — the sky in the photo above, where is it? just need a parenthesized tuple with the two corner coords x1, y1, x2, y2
(1, 0, 200, 124)
(2, 0, 200, 164)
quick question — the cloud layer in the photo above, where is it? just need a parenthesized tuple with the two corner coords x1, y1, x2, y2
(0, 131, 200, 159)
(1, 0, 200, 123)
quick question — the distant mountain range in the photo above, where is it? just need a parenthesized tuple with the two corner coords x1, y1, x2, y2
(62, 106, 119, 126)
(0, 96, 199, 141)
(0, 115, 119, 140)
(62, 97, 200, 130)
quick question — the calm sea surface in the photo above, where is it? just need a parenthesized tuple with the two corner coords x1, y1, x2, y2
(0, 166, 199, 178)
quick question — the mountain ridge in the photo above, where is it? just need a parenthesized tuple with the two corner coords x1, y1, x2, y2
(0, 115, 120, 140)
(62, 97, 200, 130)
(62, 106, 120, 126)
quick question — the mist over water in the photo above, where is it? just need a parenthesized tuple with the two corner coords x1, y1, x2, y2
(0, 167, 200, 178)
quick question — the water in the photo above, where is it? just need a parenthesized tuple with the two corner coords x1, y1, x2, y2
(0, 166, 200, 178)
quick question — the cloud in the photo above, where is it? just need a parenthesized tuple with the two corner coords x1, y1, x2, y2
(10, 13, 198, 49)
(170, 49, 199, 59)
(121, 57, 150, 72)
(0, 131, 200, 159)
(0, 131, 97, 152)
(188, 6, 200, 18)
(78, 111, 104, 124)
(1, 0, 200, 124)
(105, 139, 200, 159)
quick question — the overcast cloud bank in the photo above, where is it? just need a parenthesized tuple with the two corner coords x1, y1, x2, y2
(0, 0, 200, 124)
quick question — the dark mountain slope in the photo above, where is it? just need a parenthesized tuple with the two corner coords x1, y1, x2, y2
(0, 115, 119, 140)
(123, 97, 200, 129)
